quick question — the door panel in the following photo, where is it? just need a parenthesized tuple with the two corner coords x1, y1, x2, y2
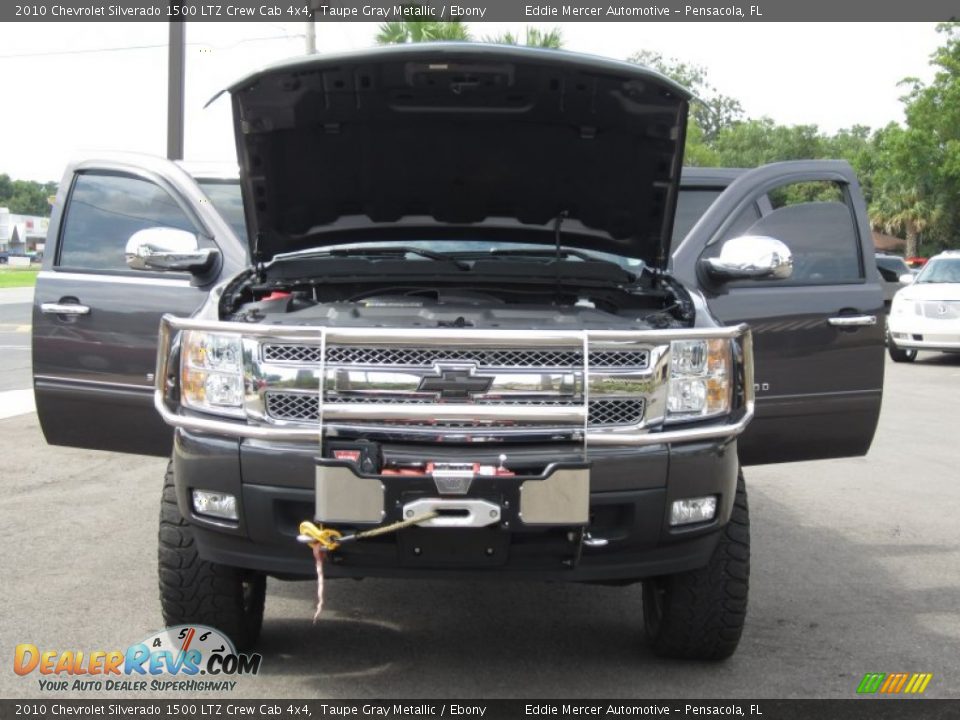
(33, 164, 236, 456)
(33, 273, 209, 456)
(672, 161, 884, 466)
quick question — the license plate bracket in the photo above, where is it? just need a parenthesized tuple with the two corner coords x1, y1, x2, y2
(398, 526, 509, 568)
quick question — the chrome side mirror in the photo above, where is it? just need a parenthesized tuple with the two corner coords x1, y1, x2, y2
(899, 273, 915, 285)
(702, 235, 794, 281)
(125, 228, 217, 273)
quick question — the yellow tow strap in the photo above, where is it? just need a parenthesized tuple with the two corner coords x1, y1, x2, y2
(298, 522, 344, 551)
(298, 510, 441, 622)
(299, 510, 440, 553)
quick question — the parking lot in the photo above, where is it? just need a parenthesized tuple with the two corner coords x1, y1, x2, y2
(1, 287, 958, 700)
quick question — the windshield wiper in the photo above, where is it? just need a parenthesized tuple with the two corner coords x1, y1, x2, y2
(325, 246, 470, 270)
(484, 246, 602, 263)
(484, 246, 640, 281)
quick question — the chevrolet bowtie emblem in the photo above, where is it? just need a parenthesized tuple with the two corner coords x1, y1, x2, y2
(417, 365, 494, 400)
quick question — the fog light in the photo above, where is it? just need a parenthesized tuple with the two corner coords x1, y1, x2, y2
(192, 490, 238, 521)
(670, 496, 717, 526)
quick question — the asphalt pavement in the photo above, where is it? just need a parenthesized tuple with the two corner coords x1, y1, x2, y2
(0, 286, 33, 393)
(0, 292, 958, 699)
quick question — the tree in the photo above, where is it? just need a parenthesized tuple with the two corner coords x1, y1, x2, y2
(711, 118, 825, 167)
(0, 174, 56, 216)
(0, 174, 12, 204)
(375, 8, 471, 45)
(484, 27, 564, 49)
(9, 182, 51, 216)
(892, 22, 960, 250)
(682, 118, 720, 167)
(862, 23, 960, 254)
(871, 185, 935, 259)
(868, 124, 940, 257)
(822, 125, 876, 203)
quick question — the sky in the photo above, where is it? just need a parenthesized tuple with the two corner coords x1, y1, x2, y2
(0, 21, 943, 182)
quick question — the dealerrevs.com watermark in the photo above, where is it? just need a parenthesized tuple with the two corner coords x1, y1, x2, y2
(13, 625, 261, 693)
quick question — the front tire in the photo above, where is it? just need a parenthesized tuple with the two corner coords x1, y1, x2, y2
(642, 471, 750, 661)
(158, 462, 266, 651)
(888, 342, 917, 363)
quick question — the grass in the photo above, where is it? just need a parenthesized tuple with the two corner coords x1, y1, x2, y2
(0, 267, 40, 288)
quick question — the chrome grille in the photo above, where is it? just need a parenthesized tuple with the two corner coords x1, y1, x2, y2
(589, 350, 650, 368)
(588, 398, 646, 427)
(265, 392, 319, 422)
(325, 396, 431, 404)
(265, 392, 644, 428)
(263, 344, 648, 369)
(919, 301, 960, 320)
(330, 347, 582, 367)
(262, 344, 323, 363)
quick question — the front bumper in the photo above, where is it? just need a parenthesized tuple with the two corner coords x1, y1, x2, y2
(889, 316, 960, 351)
(889, 334, 960, 352)
(173, 429, 740, 582)
(160, 317, 752, 581)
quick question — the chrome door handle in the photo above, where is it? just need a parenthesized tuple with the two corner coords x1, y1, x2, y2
(828, 315, 876, 327)
(41, 303, 90, 316)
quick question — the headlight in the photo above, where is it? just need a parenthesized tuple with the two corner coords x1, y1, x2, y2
(892, 294, 923, 316)
(666, 338, 732, 422)
(181, 331, 245, 417)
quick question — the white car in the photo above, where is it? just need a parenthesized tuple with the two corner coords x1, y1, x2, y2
(888, 251, 960, 362)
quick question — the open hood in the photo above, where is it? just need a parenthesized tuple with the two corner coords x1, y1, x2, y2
(225, 44, 690, 267)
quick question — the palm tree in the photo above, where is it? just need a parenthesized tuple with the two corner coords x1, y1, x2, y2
(869, 185, 936, 259)
(375, 15, 471, 45)
(867, 123, 943, 259)
(484, 27, 564, 49)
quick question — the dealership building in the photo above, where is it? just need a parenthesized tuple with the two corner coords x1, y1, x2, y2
(0, 208, 48, 254)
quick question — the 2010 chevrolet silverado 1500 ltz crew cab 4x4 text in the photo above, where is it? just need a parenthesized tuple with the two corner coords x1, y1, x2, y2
(32, 45, 885, 661)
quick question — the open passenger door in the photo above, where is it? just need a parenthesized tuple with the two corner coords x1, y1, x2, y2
(671, 161, 884, 466)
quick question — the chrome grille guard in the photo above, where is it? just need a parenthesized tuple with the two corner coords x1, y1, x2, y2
(155, 315, 754, 448)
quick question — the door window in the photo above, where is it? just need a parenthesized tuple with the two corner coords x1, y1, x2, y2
(57, 173, 195, 273)
(713, 179, 863, 285)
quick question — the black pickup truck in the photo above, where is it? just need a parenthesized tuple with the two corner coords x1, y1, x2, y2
(32, 45, 884, 660)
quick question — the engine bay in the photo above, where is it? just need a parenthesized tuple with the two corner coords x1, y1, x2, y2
(219, 250, 696, 330)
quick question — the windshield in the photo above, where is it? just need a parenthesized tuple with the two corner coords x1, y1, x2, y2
(277, 240, 645, 273)
(915, 257, 960, 283)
